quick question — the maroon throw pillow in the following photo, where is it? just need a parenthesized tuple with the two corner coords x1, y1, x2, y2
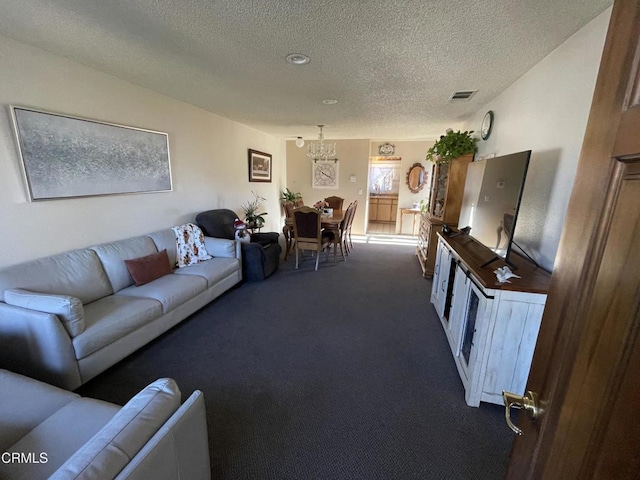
(124, 249, 172, 287)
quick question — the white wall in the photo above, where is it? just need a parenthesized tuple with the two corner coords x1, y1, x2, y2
(464, 9, 611, 272)
(0, 35, 285, 268)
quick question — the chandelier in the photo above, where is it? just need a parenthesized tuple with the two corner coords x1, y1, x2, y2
(307, 125, 337, 162)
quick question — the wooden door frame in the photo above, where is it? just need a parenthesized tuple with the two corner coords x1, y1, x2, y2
(506, 0, 640, 477)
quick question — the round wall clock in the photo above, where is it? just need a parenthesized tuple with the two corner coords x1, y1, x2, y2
(378, 142, 395, 155)
(313, 161, 338, 188)
(481, 110, 494, 140)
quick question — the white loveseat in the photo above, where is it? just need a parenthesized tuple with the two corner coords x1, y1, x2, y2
(0, 228, 241, 390)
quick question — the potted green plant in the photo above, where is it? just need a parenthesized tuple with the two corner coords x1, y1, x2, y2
(242, 191, 268, 230)
(426, 129, 478, 164)
(280, 188, 301, 203)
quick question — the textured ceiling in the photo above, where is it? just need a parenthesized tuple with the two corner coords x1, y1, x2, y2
(0, 0, 612, 140)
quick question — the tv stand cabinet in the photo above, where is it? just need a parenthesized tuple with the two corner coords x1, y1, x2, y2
(431, 233, 551, 407)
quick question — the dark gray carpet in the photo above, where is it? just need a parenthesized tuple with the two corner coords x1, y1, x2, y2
(77, 242, 513, 479)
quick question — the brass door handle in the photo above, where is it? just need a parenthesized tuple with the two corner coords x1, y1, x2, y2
(502, 390, 543, 435)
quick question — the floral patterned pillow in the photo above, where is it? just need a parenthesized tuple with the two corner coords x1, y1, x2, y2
(172, 223, 212, 268)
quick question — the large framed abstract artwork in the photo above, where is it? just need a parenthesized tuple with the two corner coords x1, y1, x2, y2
(10, 106, 172, 201)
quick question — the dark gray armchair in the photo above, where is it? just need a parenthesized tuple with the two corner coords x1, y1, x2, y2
(196, 209, 281, 281)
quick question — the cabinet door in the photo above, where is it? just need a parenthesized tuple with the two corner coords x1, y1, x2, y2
(429, 163, 449, 219)
(430, 239, 443, 307)
(480, 291, 545, 405)
(418, 215, 428, 252)
(377, 201, 393, 221)
(431, 239, 453, 320)
(369, 198, 379, 221)
(448, 265, 471, 356)
(430, 239, 444, 311)
(457, 280, 494, 406)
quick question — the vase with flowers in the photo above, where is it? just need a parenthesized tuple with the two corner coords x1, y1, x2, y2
(313, 200, 329, 210)
(313, 200, 333, 216)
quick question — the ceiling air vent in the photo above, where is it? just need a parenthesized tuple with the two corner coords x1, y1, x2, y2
(449, 90, 478, 102)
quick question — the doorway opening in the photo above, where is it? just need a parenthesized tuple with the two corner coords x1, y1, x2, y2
(367, 156, 401, 234)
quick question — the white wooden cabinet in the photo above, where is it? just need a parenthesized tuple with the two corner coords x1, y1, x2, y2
(431, 234, 549, 407)
(430, 236, 452, 319)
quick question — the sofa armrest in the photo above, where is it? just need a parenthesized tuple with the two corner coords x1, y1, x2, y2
(203, 236, 241, 260)
(52, 378, 182, 480)
(250, 232, 279, 246)
(115, 390, 211, 480)
(0, 303, 82, 390)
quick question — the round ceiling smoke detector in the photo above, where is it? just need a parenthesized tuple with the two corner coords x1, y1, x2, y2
(286, 53, 310, 65)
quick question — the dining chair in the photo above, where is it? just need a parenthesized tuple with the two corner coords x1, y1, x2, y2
(283, 201, 296, 219)
(324, 196, 344, 210)
(344, 200, 357, 254)
(330, 202, 354, 260)
(282, 201, 297, 261)
(292, 206, 333, 270)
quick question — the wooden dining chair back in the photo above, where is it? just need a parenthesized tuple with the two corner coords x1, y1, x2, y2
(344, 200, 357, 253)
(324, 196, 344, 210)
(292, 207, 332, 270)
(331, 202, 353, 261)
(282, 201, 297, 261)
(283, 201, 296, 219)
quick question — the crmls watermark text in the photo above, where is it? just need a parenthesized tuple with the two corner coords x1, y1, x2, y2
(1, 452, 48, 464)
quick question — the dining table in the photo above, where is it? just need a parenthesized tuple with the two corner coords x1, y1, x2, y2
(283, 209, 345, 261)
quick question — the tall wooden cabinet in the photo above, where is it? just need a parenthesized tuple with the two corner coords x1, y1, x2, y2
(416, 154, 473, 277)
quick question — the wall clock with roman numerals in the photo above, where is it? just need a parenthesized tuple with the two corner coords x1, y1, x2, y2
(312, 160, 339, 189)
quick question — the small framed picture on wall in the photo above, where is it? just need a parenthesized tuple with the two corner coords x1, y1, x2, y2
(248, 149, 272, 182)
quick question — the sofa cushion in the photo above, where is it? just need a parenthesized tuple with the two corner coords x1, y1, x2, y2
(73, 296, 163, 360)
(174, 257, 241, 288)
(4, 288, 85, 337)
(0, 249, 112, 304)
(124, 249, 172, 287)
(0, 369, 79, 453)
(90, 236, 158, 293)
(1, 398, 119, 480)
(116, 273, 207, 314)
(203, 237, 237, 258)
(147, 229, 179, 268)
(50, 378, 181, 480)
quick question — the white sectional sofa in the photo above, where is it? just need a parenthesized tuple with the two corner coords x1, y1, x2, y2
(0, 369, 211, 479)
(0, 228, 242, 390)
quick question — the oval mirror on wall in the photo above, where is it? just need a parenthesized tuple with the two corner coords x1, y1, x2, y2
(406, 163, 427, 193)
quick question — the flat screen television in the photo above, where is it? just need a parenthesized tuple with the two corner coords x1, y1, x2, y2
(457, 150, 531, 267)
